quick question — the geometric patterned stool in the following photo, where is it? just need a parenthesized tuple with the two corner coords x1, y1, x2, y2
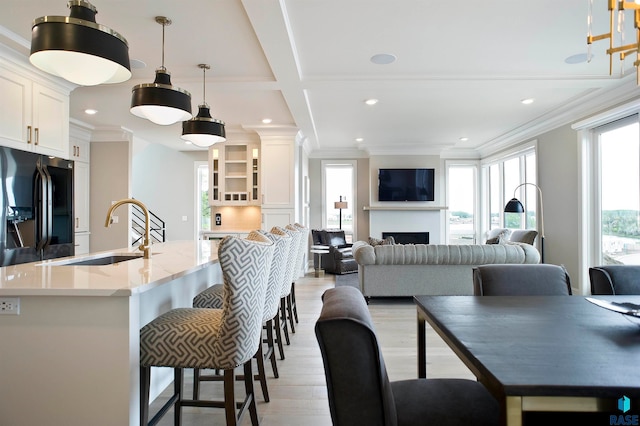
(140, 232, 274, 426)
(191, 228, 291, 403)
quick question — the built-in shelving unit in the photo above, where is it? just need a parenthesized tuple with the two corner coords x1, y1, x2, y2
(208, 142, 259, 206)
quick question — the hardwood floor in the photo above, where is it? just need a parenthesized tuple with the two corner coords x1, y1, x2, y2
(149, 271, 473, 425)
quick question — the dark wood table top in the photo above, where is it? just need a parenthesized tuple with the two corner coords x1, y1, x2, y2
(414, 295, 640, 399)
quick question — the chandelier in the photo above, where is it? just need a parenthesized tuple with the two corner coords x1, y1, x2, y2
(587, 0, 640, 83)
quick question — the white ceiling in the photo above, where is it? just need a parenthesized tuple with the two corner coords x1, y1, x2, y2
(1, 0, 639, 157)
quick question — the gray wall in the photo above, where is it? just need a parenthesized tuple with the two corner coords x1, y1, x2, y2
(132, 143, 208, 241)
(535, 124, 580, 288)
(90, 140, 131, 252)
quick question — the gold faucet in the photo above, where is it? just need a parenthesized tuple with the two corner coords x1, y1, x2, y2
(105, 198, 152, 259)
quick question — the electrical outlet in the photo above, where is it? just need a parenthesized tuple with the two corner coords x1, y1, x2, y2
(0, 297, 20, 315)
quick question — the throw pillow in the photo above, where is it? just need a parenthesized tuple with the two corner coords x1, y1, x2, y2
(484, 228, 511, 244)
(509, 230, 538, 245)
(368, 236, 395, 246)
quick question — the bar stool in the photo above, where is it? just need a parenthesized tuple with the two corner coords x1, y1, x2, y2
(282, 225, 304, 336)
(139, 232, 274, 426)
(292, 223, 309, 323)
(191, 228, 291, 402)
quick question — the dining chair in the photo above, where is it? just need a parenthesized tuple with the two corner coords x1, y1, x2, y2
(472, 264, 572, 296)
(191, 229, 291, 402)
(139, 232, 274, 426)
(589, 265, 640, 295)
(315, 286, 499, 426)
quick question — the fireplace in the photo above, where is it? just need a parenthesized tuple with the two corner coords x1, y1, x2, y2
(382, 232, 429, 244)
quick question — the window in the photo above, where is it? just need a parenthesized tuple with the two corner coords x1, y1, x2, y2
(482, 146, 537, 241)
(446, 162, 477, 244)
(195, 162, 210, 238)
(596, 117, 640, 264)
(322, 160, 356, 240)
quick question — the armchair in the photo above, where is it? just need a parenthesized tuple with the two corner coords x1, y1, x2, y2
(589, 265, 640, 295)
(311, 229, 358, 275)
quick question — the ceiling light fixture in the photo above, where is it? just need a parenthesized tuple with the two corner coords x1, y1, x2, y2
(459, 137, 469, 141)
(181, 64, 226, 147)
(521, 98, 534, 105)
(262, 118, 272, 124)
(84, 108, 98, 115)
(370, 53, 397, 65)
(130, 16, 191, 126)
(365, 99, 379, 105)
(29, 0, 131, 86)
(587, 0, 640, 83)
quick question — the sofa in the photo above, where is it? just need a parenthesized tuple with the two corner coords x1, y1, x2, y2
(311, 229, 358, 275)
(352, 241, 540, 298)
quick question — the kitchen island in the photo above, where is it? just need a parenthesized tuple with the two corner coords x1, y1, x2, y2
(0, 240, 222, 426)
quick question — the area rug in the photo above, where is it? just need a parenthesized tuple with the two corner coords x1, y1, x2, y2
(335, 273, 359, 289)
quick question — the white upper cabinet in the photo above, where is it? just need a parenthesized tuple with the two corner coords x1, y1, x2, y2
(261, 138, 295, 208)
(0, 61, 70, 158)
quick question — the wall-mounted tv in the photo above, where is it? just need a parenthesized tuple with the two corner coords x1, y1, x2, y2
(378, 168, 435, 201)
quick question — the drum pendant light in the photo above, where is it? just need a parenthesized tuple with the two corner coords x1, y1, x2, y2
(181, 64, 226, 147)
(30, 0, 131, 86)
(130, 16, 191, 126)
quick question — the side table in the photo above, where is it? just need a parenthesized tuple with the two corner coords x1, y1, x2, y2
(310, 245, 330, 277)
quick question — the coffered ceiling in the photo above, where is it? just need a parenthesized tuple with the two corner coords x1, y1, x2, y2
(1, 0, 639, 157)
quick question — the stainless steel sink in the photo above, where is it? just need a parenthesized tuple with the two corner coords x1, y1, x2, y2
(41, 253, 144, 266)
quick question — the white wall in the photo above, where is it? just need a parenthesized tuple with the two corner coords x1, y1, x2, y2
(132, 143, 208, 241)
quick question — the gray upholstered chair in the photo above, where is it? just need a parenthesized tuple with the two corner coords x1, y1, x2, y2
(473, 264, 572, 296)
(191, 228, 291, 402)
(589, 265, 640, 295)
(315, 286, 499, 426)
(139, 232, 274, 426)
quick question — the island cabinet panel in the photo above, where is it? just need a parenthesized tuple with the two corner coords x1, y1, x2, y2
(0, 240, 222, 426)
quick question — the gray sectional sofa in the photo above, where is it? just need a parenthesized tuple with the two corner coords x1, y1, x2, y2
(352, 241, 540, 298)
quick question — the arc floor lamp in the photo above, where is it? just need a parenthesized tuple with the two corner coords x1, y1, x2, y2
(504, 183, 544, 263)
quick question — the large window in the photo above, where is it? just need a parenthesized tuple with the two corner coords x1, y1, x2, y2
(322, 161, 356, 239)
(482, 146, 537, 242)
(596, 117, 640, 264)
(446, 163, 477, 244)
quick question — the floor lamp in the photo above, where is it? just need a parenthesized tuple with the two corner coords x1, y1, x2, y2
(334, 196, 348, 230)
(504, 183, 544, 263)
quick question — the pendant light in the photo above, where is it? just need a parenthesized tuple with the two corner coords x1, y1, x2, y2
(30, 0, 131, 86)
(181, 64, 226, 147)
(130, 16, 191, 126)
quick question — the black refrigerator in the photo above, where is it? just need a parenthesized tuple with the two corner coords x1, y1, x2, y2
(0, 146, 74, 266)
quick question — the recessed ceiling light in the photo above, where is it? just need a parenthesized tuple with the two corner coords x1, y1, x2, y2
(564, 53, 590, 64)
(365, 99, 378, 105)
(184, 140, 193, 145)
(459, 137, 469, 142)
(262, 118, 272, 124)
(355, 137, 364, 142)
(84, 109, 98, 115)
(521, 98, 534, 105)
(370, 53, 397, 65)
(130, 59, 147, 69)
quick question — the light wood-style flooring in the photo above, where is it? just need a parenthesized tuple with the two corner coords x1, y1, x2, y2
(150, 271, 473, 425)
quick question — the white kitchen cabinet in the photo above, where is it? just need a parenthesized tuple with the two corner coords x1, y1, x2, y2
(209, 142, 260, 206)
(70, 122, 91, 253)
(74, 161, 90, 233)
(74, 232, 90, 255)
(260, 138, 294, 208)
(0, 63, 70, 158)
(70, 135, 90, 163)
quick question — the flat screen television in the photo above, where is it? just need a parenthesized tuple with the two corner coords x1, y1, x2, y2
(378, 168, 435, 201)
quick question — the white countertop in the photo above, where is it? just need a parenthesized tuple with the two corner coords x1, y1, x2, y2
(0, 240, 219, 297)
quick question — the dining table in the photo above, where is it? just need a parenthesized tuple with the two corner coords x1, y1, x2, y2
(414, 295, 640, 426)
